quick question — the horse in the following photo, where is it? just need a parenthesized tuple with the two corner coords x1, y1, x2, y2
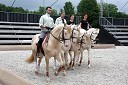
(25, 24, 72, 81)
(68, 28, 100, 69)
(53, 25, 80, 71)
(67, 25, 81, 70)
(78, 28, 100, 67)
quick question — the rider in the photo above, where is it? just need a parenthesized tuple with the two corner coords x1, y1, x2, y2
(79, 13, 90, 30)
(79, 13, 94, 47)
(55, 12, 67, 25)
(67, 15, 76, 25)
(37, 6, 54, 54)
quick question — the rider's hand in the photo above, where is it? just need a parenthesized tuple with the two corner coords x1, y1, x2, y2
(46, 27, 51, 30)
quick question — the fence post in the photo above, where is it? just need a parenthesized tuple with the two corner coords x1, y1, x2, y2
(7, 12, 9, 22)
(27, 13, 28, 23)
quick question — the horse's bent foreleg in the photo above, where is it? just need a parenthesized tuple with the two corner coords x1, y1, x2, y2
(54, 54, 65, 76)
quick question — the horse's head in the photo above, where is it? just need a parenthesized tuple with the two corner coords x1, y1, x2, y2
(87, 28, 100, 41)
(70, 25, 80, 43)
(79, 29, 88, 48)
(58, 24, 72, 47)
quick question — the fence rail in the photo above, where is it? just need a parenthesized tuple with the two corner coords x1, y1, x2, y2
(100, 17, 128, 26)
(0, 11, 81, 24)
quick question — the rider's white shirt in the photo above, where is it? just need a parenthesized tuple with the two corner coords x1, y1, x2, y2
(55, 17, 67, 26)
(39, 13, 54, 31)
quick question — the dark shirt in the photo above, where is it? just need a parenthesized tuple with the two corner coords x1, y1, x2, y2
(80, 20, 89, 30)
(67, 20, 75, 25)
(62, 19, 65, 24)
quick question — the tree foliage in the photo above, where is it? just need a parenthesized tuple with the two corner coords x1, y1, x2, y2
(77, 0, 99, 27)
(102, 3, 118, 17)
(63, 1, 75, 16)
(101, 3, 128, 18)
(29, 6, 57, 15)
(0, 3, 27, 13)
(0, 4, 57, 15)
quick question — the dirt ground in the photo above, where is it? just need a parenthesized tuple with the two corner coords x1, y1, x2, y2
(0, 46, 128, 85)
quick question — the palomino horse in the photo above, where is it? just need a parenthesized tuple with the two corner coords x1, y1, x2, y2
(78, 28, 100, 67)
(53, 25, 80, 70)
(68, 28, 100, 69)
(25, 24, 72, 81)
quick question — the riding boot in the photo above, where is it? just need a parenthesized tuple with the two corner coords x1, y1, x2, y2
(37, 38, 43, 56)
(37, 43, 41, 53)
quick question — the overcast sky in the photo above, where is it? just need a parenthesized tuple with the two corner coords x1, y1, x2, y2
(0, 0, 128, 14)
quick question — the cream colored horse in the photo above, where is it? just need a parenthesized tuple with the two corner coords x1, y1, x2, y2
(25, 24, 72, 81)
(53, 25, 80, 70)
(68, 28, 100, 69)
(78, 28, 100, 67)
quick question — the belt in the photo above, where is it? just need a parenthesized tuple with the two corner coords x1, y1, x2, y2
(46, 27, 54, 30)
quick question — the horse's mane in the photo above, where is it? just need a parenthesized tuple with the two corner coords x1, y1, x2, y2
(52, 24, 64, 33)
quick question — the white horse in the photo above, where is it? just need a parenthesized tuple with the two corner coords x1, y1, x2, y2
(78, 28, 100, 67)
(53, 25, 80, 70)
(67, 25, 81, 70)
(25, 24, 72, 81)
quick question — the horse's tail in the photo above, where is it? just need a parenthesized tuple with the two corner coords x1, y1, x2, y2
(25, 51, 35, 64)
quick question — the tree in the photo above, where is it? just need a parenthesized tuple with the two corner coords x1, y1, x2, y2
(63, 1, 75, 16)
(29, 6, 57, 15)
(38, 6, 45, 14)
(116, 12, 128, 18)
(102, 3, 118, 17)
(51, 9, 58, 16)
(0, 3, 27, 13)
(77, 0, 99, 27)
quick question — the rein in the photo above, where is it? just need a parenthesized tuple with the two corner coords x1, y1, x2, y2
(79, 34, 86, 48)
(71, 28, 79, 42)
(90, 31, 98, 41)
(50, 27, 70, 43)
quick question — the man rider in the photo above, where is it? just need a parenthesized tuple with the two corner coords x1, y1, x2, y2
(37, 6, 54, 55)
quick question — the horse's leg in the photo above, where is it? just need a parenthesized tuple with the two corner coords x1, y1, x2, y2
(68, 51, 72, 70)
(54, 53, 65, 76)
(53, 57, 56, 70)
(72, 51, 78, 70)
(36, 57, 43, 73)
(64, 52, 68, 68)
(45, 56, 50, 82)
(87, 48, 91, 68)
(34, 51, 39, 74)
(79, 50, 83, 66)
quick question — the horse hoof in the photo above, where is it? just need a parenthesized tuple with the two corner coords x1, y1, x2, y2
(78, 64, 81, 66)
(54, 71, 59, 76)
(71, 67, 74, 70)
(35, 71, 39, 75)
(88, 64, 91, 68)
(67, 67, 70, 70)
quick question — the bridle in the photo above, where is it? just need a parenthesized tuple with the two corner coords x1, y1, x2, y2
(71, 27, 79, 42)
(90, 31, 98, 41)
(79, 33, 86, 48)
(50, 27, 71, 44)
